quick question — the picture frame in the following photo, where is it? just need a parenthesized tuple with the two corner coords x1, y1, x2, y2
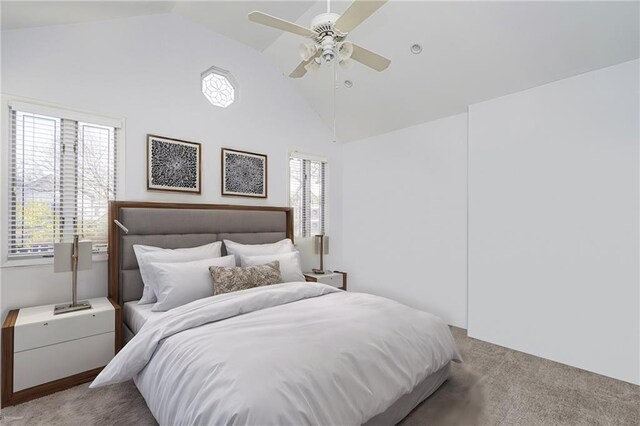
(221, 148, 268, 198)
(147, 134, 201, 194)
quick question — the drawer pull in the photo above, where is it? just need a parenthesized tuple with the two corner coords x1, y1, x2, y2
(43, 322, 48, 326)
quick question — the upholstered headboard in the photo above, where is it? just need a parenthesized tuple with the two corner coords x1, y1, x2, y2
(108, 202, 293, 345)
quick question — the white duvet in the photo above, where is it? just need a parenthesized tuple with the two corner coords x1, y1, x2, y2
(92, 282, 460, 425)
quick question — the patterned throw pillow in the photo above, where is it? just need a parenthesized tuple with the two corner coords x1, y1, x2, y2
(209, 261, 283, 295)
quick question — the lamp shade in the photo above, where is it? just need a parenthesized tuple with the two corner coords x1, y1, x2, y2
(313, 235, 329, 255)
(54, 240, 93, 273)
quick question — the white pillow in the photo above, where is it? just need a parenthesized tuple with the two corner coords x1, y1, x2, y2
(241, 252, 304, 283)
(149, 255, 236, 312)
(224, 239, 294, 266)
(134, 241, 222, 305)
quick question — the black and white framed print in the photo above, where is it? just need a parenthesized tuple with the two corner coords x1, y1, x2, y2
(147, 134, 201, 194)
(221, 148, 267, 198)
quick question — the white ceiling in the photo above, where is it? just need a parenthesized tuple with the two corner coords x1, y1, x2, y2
(0, 1, 315, 50)
(2, 1, 639, 142)
(0, 1, 174, 29)
(264, 1, 640, 141)
(171, 1, 316, 51)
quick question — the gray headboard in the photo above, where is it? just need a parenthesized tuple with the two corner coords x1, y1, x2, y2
(108, 202, 293, 311)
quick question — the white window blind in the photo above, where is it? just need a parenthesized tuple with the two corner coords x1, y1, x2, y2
(8, 105, 118, 259)
(289, 154, 327, 238)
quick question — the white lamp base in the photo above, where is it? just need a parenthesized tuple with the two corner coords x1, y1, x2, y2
(53, 301, 92, 315)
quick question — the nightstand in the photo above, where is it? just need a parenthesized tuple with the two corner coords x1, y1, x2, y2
(304, 270, 347, 291)
(1, 297, 120, 407)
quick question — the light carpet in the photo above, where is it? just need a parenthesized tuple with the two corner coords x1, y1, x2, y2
(1, 327, 638, 425)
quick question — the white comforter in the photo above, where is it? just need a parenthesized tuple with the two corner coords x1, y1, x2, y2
(92, 282, 460, 425)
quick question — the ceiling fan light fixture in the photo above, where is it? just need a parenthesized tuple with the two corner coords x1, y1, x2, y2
(201, 66, 237, 108)
(321, 35, 336, 62)
(410, 43, 423, 54)
(339, 58, 353, 70)
(338, 42, 354, 60)
(299, 43, 317, 61)
(247, 0, 392, 78)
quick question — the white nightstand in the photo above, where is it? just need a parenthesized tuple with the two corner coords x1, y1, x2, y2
(304, 270, 347, 291)
(1, 297, 120, 407)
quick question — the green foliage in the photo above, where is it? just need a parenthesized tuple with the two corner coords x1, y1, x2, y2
(16, 200, 55, 247)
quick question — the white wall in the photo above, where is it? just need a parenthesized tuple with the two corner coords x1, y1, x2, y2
(342, 113, 468, 328)
(2, 10, 637, 387)
(0, 13, 344, 319)
(468, 60, 639, 384)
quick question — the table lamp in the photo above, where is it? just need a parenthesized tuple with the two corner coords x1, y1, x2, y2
(54, 235, 93, 315)
(312, 234, 329, 274)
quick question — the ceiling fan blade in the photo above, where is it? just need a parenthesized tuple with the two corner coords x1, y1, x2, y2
(350, 43, 390, 71)
(289, 61, 309, 79)
(334, 0, 387, 33)
(248, 11, 314, 37)
(289, 52, 321, 78)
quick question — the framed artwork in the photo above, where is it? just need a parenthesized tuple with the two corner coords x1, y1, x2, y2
(221, 148, 267, 198)
(147, 134, 201, 194)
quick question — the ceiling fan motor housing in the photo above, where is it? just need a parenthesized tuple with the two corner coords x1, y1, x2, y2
(311, 12, 340, 32)
(311, 12, 345, 63)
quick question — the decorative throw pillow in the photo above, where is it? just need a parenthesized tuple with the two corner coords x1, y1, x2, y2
(209, 261, 283, 295)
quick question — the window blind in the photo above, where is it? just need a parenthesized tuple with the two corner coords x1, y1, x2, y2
(289, 154, 327, 238)
(8, 106, 118, 259)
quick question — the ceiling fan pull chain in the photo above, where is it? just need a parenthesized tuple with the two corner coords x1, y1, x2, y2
(332, 58, 337, 143)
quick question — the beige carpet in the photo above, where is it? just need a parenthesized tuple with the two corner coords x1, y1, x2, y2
(1, 327, 638, 425)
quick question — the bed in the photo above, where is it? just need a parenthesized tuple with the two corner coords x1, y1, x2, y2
(122, 301, 159, 336)
(95, 201, 460, 425)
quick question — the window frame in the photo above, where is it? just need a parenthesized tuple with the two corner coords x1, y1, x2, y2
(288, 150, 329, 239)
(1, 96, 125, 267)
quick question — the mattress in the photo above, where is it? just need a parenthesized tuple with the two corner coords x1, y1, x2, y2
(122, 301, 162, 334)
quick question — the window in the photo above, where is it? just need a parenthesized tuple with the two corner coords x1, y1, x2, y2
(289, 153, 327, 238)
(7, 102, 120, 259)
(201, 66, 238, 108)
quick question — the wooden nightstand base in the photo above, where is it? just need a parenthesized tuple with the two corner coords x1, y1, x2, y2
(1, 366, 103, 407)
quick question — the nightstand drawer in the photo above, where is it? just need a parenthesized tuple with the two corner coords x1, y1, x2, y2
(14, 332, 114, 392)
(14, 308, 114, 352)
(317, 274, 343, 287)
(305, 271, 346, 289)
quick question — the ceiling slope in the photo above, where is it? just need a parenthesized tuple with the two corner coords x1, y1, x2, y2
(171, 1, 316, 51)
(263, 1, 640, 141)
(0, 1, 174, 29)
(2, 1, 638, 142)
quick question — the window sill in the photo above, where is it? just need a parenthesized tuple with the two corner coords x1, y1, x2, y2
(1, 253, 108, 268)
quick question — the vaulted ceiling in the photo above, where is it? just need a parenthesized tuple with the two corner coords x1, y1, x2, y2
(3, 1, 639, 142)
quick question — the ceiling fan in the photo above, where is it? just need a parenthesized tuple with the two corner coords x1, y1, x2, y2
(248, 0, 391, 78)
